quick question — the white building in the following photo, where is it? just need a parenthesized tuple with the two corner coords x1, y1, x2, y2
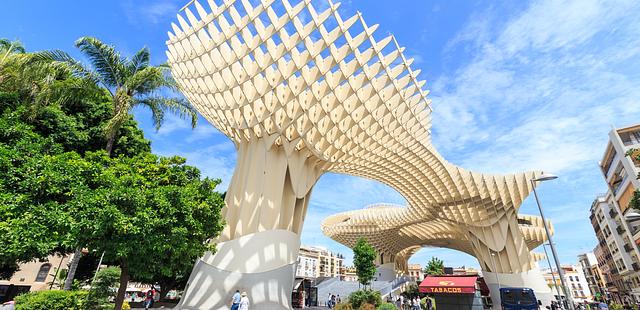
(597, 124, 640, 302)
(296, 255, 318, 278)
(295, 246, 343, 279)
(543, 266, 592, 303)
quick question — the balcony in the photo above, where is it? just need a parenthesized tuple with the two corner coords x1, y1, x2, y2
(618, 226, 626, 235)
(633, 263, 640, 271)
(625, 244, 634, 252)
(610, 209, 618, 218)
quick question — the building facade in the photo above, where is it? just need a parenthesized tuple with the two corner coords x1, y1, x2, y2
(578, 252, 608, 301)
(342, 266, 358, 282)
(0, 254, 71, 303)
(595, 124, 640, 302)
(295, 246, 343, 279)
(542, 266, 592, 303)
(407, 264, 424, 282)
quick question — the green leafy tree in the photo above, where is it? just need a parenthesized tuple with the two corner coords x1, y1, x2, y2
(37, 37, 197, 290)
(424, 257, 444, 276)
(353, 238, 377, 287)
(71, 153, 225, 310)
(86, 266, 121, 309)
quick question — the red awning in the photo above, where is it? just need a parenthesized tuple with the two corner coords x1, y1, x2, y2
(419, 276, 477, 294)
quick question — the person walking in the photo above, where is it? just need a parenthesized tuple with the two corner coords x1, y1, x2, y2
(231, 290, 241, 310)
(239, 292, 250, 310)
(144, 286, 156, 309)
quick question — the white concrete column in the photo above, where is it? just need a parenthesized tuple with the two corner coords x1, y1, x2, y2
(177, 140, 323, 309)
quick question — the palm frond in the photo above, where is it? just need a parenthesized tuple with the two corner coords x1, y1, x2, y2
(124, 67, 169, 95)
(75, 37, 126, 88)
(0, 39, 26, 54)
(127, 47, 150, 74)
(137, 96, 198, 130)
(31, 50, 100, 85)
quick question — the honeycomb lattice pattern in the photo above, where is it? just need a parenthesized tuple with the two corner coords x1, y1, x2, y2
(166, 0, 552, 274)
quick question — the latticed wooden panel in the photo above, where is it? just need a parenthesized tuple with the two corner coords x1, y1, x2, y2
(166, 0, 550, 272)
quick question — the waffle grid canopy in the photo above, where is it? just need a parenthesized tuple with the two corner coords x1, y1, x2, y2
(166, 0, 552, 275)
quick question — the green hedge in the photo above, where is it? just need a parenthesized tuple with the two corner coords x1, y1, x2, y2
(349, 290, 382, 309)
(15, 290, 88, 310)
(377, 302, 398, 310)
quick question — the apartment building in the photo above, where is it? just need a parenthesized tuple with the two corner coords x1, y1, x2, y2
(542, 266, 592, 303)
(593, 243, 621, 302)
(342, 266, 358, 282)
(407, 264, 424, 282)
(577, 252, 608, 301)
(596, 124, 640, 302)
(296, 246, 344, 279)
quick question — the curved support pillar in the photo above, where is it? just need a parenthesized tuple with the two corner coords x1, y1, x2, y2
(177, 230, 300, 310)
(482, 267, 553, 308)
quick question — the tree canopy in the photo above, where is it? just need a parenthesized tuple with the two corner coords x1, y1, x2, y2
(353, 238, 377, 286)
(424, 257, 444, 276)
(0, 39, 225, 310)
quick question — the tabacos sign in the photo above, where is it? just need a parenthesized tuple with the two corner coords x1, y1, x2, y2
(424, 281, 475, 294)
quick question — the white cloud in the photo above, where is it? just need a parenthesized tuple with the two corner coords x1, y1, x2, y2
(432, 0, 640, 175)
(121, 0, 179, 26)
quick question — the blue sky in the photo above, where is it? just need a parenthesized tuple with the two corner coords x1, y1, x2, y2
(3, 0, 640, 269)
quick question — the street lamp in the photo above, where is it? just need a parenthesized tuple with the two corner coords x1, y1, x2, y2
(489, 251, 501, 290)
(542, 243, 563, 302)
(531, 174, 575, 310)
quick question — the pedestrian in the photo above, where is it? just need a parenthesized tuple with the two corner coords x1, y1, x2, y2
(231, 289, 241, 310)
(131, 292, 136, 303)
(426, 296, 433, 310)
(144, 286, 156, 309)
(327, 293, 332, 307)
(399, 295, 404, 310)
(337, 295, 341, 304)
(239, 292, 250, 310)
(331, 294, 336, 308)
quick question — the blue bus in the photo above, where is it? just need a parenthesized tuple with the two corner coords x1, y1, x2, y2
(500, 287, 539, 310)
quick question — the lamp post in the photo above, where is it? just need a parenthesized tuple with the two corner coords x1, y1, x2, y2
(531, 174, 574, 310)
(543, 242, 563, 302)
(489, 251, 501, 290)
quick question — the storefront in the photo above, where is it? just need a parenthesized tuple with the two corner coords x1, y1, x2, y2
(419, 276, 487, 310)
(291, 278, 317, 308)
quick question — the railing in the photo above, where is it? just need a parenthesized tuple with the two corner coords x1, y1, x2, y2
(633, 263, 640, 271)
(610, 209, 618, 218)
(624, 244, 633, 252)
(617, 226, 626, 235)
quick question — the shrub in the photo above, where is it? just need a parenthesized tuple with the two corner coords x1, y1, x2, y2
(359, 303, 375, 310)
(349, 289, 382, 309)
(377, 302, 397, 310)
(15, 290, 87, 310)
(609, 304, 624, 310)
(86, 266, 121, 309)
(335, 303, 354, 310)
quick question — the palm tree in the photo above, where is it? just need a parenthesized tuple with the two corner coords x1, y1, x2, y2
(0, 39, 85, 114)
(39, 38, 197, 300)
(41, 36, 197, 155)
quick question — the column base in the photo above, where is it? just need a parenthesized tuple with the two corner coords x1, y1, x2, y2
(482, 267, 553, 309)
(176, 230, 300, 310)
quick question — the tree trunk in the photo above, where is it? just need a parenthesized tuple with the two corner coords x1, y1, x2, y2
(114, 259, 129, 310)
(105, 131, 116, 156)
(63, 248, 82, 291)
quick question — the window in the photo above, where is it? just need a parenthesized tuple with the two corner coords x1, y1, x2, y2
(35, 263, 51, 282)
